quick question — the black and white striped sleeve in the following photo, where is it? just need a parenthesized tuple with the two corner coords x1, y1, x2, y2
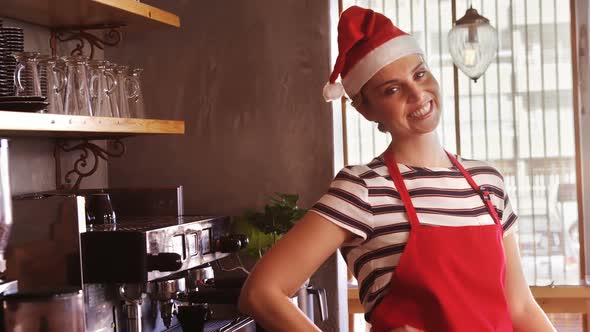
(310, 168, 373, 240)
(501, 192, 518, 237)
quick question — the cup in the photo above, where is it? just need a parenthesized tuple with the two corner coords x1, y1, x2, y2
(112, 65, 138, 118)
(104, 62, 120, 117)
(38, 55, 67, 114)
(176, 304, 211, 332)
(88, 60, 117, 117)
(12, 52, 42, 97)
(128, 67, 145, 118)
(62, 55, 93, 116)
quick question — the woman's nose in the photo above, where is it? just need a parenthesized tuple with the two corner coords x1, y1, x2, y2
(406, 82, 423, 102)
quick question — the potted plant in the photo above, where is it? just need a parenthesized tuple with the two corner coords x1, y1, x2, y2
(232, 193, 307, 259)
(231, 194, 328, 323)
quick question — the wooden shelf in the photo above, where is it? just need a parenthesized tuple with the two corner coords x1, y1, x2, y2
(0, 111, 184, 139)
(0, 0, 180, 30)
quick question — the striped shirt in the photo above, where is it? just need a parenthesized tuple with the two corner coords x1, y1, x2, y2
(310, 155, 518, 321)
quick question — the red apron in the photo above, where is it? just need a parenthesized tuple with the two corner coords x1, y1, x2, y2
(369, 150, 513, 332)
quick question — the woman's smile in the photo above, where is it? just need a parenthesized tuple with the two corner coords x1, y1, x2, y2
(408, 99, 433, 120)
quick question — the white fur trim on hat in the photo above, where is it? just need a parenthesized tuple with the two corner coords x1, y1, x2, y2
(342, 35, 423, 97)
(323, 81, 345, 102)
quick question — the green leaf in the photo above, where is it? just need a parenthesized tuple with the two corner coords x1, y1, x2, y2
(231, 216, 276, 258)
(238, 192, 307, 240)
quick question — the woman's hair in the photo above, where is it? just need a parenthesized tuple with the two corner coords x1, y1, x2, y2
(350, 91, 366, 109)
(350, 90, 388, 133)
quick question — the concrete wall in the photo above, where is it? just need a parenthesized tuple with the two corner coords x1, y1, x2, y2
(106, 0, 345, 330)
(107, 0, 334, 214)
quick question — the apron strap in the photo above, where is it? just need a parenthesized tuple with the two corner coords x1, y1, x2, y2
(383, 151, 421, 228)
(383, 148, 502, 228)
(446, 152, 502, 226)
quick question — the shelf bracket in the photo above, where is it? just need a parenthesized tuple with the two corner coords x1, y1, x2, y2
(54, 139, 125, 191)
(50, 25, 123, 59)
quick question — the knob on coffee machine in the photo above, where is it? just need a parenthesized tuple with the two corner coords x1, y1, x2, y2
(147, 253, 182, 272)
(214, 234, 249, 253)
(235, 234, 249, 249)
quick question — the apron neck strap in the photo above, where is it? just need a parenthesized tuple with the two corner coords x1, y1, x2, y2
(447, 152, 502, 225)
(383, 150, 421, 228)
(383, 148, 502, 227)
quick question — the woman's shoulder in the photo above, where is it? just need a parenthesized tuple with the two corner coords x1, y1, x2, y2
(458, 156, 507, 185)
(340, 156, 387, 179)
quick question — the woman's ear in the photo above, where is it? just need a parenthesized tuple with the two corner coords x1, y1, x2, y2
(353, 102, 367, 117)
(354, 103, 376, 122)
(351, 93, 373, 121)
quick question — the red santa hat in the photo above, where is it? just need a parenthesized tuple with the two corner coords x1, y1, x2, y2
(323, 6, 424, 102)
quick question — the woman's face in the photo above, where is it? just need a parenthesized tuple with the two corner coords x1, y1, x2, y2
(356, 54, 441, 139)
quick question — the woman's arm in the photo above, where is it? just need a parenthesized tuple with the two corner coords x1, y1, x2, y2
(503, 232, 556, 332)
(238, 211, 353, 332)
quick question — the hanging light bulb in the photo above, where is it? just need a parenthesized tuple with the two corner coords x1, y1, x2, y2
(448, 6, 498, 82)
(463, 44, 478, 67)
(463, 24, 479, 67)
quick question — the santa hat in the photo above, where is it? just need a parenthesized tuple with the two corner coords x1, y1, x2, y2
(323, 6, 424, 102)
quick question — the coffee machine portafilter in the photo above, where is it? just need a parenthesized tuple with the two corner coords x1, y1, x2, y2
(146, 277, 186, 328)
(119, 283, 144, 332)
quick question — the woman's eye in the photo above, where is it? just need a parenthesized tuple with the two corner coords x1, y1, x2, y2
(385, 86, 399, 95)
(415, 71, 426, 79)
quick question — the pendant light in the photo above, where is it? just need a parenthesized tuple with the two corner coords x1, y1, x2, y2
(448, 5, 498, 82)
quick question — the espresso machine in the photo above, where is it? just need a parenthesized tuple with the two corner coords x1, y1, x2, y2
(5, 187, 256, 332)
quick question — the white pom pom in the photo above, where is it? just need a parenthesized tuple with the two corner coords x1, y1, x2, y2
(323, 81, 345, 102)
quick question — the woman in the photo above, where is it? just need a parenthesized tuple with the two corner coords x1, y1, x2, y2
(239, 6, 555, 332)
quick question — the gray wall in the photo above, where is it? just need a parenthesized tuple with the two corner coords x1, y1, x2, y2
(105, 0, 344, 330)
(107, 0, 334, 214)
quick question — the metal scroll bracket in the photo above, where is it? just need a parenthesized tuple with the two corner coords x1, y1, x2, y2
(50, 25, 123, 59)
(54, 139, 125, 191)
